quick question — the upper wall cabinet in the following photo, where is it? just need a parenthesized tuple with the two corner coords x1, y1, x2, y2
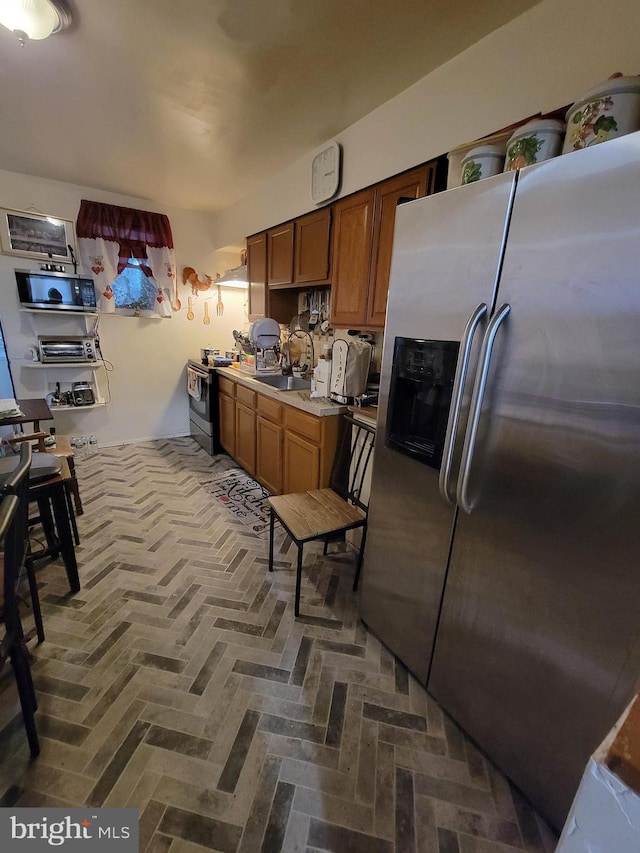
(331, 162, 442, 329)
(366, 165, 436, 326)
(330, 188, 375, 328)
(294, 207, 332, 285)
(266, 208, 332, 289)
(247, 231, 267, 320)
(267, 222, 294, 287)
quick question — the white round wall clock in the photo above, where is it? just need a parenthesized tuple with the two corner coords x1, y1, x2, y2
(311, 141, 341, 204)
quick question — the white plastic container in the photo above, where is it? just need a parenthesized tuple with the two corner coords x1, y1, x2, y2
(311, 358, 331, 398)
(563, 74, 640, 154)
(460, 145, 504, 185)
(504, 119, 565, 171)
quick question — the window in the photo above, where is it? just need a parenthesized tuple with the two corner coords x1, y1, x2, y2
(76, 200, 177, 318)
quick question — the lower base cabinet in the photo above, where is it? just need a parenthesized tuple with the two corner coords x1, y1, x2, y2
(235, 401, 256, 476)
(218, 376, 341, 495)
(219, 392, 236, 456)
(256, 416, 283, 494)
(283, 431, 320, 493)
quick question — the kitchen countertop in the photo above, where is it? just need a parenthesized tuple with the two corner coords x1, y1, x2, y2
(216, 367, 346, 417)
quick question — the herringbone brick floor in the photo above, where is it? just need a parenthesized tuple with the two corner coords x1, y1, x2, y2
(0, 438, 557, 852)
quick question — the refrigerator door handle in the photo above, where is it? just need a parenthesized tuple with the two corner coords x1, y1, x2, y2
(438, 302, 488, 504)
(457, 302, 511, 514)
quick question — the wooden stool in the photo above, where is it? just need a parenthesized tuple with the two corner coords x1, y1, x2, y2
(8, 433, 83, 517)
(46, 435, 83, 517)
(28, 456, 81, 594)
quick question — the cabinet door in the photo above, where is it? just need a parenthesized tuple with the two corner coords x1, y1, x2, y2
(247, 232, 267, 320)
(330, 188, 375, 327)
(256, 416, 283, 494)
(366, 166, 431, 327)
(219, 392, 236, 456)
(284, 431, 320, 494)
(235, 401, 256, 476)
(294, 208, 331, 284)
(267, 223, 294, 287)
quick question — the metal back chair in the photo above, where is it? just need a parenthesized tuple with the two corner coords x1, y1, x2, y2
(268, 414, 376, 617)
(0, 448, 40, 757)
(1, 443, 44, 642)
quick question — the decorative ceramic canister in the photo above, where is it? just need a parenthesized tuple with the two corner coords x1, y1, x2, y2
(504, 119, 565, 171)
(563, 73, 640, 154)
(460, 145, 505, 184)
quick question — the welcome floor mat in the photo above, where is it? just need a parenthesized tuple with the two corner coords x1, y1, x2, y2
(201, 469, 271, 536)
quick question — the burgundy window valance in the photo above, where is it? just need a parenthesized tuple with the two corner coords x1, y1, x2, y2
(76, 199, 177, 317)
(77, 200, 174, 275)
(77, 200, 174, 248)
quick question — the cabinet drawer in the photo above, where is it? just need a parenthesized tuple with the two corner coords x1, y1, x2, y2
(236, 384, 256, 408)
(219, 376, 236, 398)
(257, 394, 283, 424)
(285, 407, 321, 444)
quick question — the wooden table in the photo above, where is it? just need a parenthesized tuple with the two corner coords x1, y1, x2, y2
(1, 398, 54, 452)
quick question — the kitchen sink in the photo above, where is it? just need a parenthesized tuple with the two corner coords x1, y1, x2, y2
(254, 374, 311, 391)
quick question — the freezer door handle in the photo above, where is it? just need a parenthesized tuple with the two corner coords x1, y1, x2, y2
(457, 302, 511, 514)
(438, 302, 487, 504)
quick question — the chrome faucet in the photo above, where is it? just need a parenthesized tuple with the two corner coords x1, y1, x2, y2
(287, 330, 314, 374)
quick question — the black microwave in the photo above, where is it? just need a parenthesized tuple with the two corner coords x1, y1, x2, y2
(16, 269, 97, 312)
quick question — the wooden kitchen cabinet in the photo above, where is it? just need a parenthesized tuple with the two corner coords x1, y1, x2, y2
(284, 431, 321, 494)
(219, 388, 236, 456)
(294, 207, 332, 285)
(283, 406, 341, 494)
(330, 162, 441, 329)
(235, 401, 256, 476)
(218, 374, 342, 493)
(267, 223, 294, 287)
(330, 188, 375, 328)
(256, 394, 284, 494)
(366, 165, 435, 326)
(256, 417, 283, 493)
(247, 231, 267, 320)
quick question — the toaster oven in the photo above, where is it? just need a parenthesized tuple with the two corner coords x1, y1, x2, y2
(38, 336, 97, 363)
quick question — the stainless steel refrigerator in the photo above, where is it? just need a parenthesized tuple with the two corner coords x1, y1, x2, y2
(359, 131, 640, 829)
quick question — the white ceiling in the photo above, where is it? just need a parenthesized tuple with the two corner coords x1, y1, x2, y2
(0, 0, 539, 213)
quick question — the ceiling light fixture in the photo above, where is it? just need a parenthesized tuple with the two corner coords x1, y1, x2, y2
(0, 0, 72, 46)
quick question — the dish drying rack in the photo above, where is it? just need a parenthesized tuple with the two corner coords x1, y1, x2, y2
(233, 329, 281, 374)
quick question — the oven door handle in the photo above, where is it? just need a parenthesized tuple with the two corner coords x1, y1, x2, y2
(188, 365, 210, 381)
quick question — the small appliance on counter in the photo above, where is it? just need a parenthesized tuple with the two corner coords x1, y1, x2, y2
(200, 346, 219, 364)
(38, 336, 97, 363)
(310, 358, 331, 398)
(199, 346, 233, 367)
(16, 269, 97, 312)
(71, 382, 96, 406)
(329, 338, 372, 404)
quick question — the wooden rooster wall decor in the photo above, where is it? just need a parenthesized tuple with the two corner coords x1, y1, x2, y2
(182, 266, 213, 295)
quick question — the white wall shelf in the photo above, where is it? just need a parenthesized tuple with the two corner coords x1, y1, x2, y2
(19, 308, 99, 317)
(21, 361, 105, 370)
(15, 309, 108, 411)
(49, 402, 107, 411)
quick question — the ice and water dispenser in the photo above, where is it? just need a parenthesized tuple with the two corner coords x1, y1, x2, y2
(386, 337, 459, 470)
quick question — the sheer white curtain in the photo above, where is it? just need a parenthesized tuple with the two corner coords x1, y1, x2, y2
(76, 201, 177, 318)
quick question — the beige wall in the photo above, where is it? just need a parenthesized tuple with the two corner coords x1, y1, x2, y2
(0, 171, 245, 446)
(211, 0, 640, 247)
(2, 0, 639, 446)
